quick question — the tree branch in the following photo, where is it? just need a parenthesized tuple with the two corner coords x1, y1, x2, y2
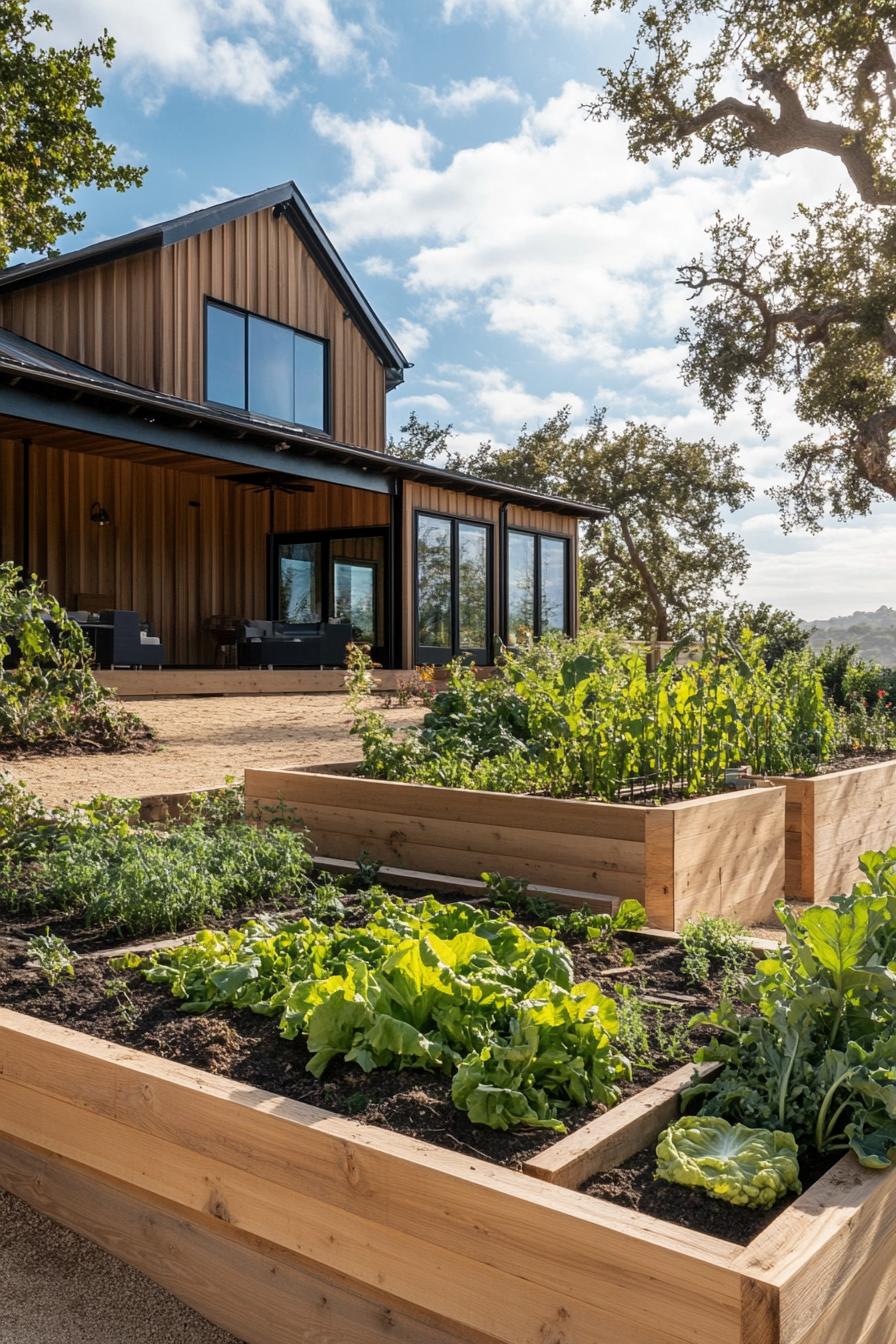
(678, 60, 896, 205)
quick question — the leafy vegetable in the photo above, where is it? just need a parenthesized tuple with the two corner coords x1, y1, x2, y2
(141, 893, 631, 1132)
(27, 930, 77, 986)
(687, 863, 896, 1168)
(656, 1116, 801, 1209)
(350, 626, 835, 803)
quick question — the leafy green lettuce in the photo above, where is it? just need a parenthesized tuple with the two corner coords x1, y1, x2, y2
(143, 893, 630, 1132)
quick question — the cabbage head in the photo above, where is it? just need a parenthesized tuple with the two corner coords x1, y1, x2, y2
(655, 1116, 801, 1209)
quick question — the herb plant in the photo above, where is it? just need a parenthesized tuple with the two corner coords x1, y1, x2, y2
(0, 776, 316, 937)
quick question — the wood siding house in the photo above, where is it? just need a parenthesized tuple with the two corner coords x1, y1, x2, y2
(0, 183, 603, 673)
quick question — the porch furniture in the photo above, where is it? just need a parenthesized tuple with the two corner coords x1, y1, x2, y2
(89, 610, 165, 669)
(206, 614, 241, 668)
(237, 619, 351, 669)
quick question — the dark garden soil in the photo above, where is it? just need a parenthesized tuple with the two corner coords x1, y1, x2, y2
(581, 1142, 838, 1246)
(0, 923, 730, 1172)
(795, 748, 896, 777)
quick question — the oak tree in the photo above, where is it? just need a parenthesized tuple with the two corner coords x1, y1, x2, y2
(0, 2, 145, 266)
(588, 1, 896, 529)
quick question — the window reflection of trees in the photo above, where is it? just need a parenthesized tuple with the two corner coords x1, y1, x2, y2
(458, 524, 487, 649)
(507, 532, 535, 646)
(416, 517, 452, 648)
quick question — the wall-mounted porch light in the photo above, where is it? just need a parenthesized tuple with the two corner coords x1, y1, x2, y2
(90, 501, 111, 527)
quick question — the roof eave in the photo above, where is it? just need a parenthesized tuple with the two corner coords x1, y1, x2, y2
(0, 355, 607, 521)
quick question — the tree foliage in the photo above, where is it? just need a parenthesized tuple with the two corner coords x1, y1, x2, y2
(389, 408, 752, 640)
(588, 0, 896, 529)
(387, 411, 455, 463)
(724, 601, 811, 666)
(0, 1, 145, 266)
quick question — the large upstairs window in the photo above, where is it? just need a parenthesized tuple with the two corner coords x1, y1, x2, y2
(205, 300, 329, 433)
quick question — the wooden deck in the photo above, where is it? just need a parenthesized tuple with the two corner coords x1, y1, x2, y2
(94, 667, 414, 697)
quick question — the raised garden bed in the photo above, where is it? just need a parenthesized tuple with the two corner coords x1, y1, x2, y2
(771, 756, 896, 901)
(245, 764, 786, 930)
(0, 1004, 892, 1344)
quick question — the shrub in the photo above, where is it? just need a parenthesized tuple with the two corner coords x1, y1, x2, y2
(0, 563, 150, 753)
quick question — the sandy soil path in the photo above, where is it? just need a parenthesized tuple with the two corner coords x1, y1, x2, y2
(2, 693, 423, 804)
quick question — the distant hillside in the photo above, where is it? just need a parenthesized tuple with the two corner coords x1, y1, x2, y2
(803, 606, 896, 666)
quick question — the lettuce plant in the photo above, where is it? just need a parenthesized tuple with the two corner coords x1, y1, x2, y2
(656, 1116, 801, 1209)
(142, 894, 631, 1132)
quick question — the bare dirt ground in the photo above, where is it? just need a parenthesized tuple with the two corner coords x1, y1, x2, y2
(2, 693, 424, 805)
(0, 1189, 239, 1344)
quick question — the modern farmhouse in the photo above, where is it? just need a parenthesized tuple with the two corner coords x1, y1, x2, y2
(0, 183, 604, 679)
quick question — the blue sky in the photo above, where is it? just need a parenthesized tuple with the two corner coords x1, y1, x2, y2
(36, 0, 896, 620)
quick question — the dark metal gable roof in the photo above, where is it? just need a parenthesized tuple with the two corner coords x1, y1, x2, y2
(0, 182, 410, 390)
(0, 328, 608, 521)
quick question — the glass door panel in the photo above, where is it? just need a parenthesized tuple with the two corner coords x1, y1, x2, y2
(333, 560, 376, 644)
(415, 513, 491, 664)
(540, 536, 568, 632)
(506, 530, 536, 646)
(277, 542, 321, 623)
(416, 514, 453, 657)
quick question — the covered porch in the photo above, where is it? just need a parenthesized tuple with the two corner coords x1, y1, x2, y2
(0, 343, 599, 684)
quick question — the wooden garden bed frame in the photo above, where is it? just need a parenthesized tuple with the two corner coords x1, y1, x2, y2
(0, 1007, 892, 1344)
(771, 758, 896, 902)
(244, 765, 786, 930)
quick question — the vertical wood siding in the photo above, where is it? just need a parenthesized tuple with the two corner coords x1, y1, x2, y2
(0, 209, 387, 452)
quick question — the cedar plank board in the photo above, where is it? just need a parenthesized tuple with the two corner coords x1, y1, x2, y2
(246, 767, 650, 841)
(0, 1137, 480, 1344)
(522, 1062, 720, 1189)
(0, 1010, 744, 1344)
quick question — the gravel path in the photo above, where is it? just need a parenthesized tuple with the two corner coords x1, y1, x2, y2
(2, 693, 423, 805)
(0, 1189, 239, 1344)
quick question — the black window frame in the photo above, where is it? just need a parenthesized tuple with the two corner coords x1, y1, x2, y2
(269, 526, 389, 663)
(503, 527, 572, 642)
(413, 509, 493, 666)
(203, 297, 331, 436)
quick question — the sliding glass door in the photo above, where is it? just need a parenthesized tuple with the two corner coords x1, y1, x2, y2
(272, 529, 387, 662)
(415, 512, 491, 664)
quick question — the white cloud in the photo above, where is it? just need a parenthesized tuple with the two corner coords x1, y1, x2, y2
(441, 0, 596, 26)
(45, 0, 363, 108)
(360, 255, 398, 278)
(448, 366, 585, 428)
(311, 107, 439, 188)
(417, 76, 521, 116)
(392, 318, 430, 360)
(391, 393, 453, 415)
(135, 185, 235, 228)
(313, 81, 848, 369)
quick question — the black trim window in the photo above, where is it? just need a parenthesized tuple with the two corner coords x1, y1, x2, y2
(205, 299, 329, 433)
(415, 512, 491, 664)
(506, 528, 569, 645)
